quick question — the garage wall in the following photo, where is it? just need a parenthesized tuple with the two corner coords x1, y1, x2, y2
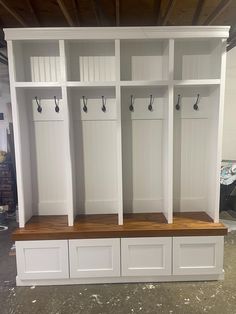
(222, 47, 236, 160)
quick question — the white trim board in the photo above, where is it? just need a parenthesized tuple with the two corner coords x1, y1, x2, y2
(16, 272, 224, 286)
(4, 26, 230, 41)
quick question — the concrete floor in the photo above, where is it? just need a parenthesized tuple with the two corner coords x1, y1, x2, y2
(1, 222, 236, 314)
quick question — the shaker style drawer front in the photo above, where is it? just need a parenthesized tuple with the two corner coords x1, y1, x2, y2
(173, 236, 224, 275)
(69, 238, 120, 278)
(16, 240, 69, 280)
(121, 237, 172, 276)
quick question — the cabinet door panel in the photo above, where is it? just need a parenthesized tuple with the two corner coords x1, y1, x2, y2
(173, 236, 224, 275)
(69, 238, 120, 278)
(121, 237, 172, 276)
(16, 240, 69, 280)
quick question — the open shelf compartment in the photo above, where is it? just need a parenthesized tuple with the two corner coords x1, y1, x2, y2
(65, 40, 116, 82)
(120, 39, 169, 81)
(12, 41, 60, 82)
(173, 85, 220, 222)
(174, 39, 222, 80)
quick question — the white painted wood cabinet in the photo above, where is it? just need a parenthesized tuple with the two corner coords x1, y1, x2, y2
(173, 236, 224, 275)
(16, 240, 69, 280)
(69, 238, 120, 278)
(121, 237, 172, 276)
(4, 26, 229, 285)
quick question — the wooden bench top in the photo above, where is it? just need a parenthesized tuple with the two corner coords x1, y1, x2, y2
(12, 212, 227, 241)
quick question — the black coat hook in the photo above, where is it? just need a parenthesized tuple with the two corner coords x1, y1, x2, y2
(35, 96, 42, 113)
(102, 96, 106, 112)
(54, 96, 59, 113)
(82, 96, 87, 113)
(129, 95, 134, 112)
(193, 94, 200, 111)
(176, 94, 181, 111)
(148, 95, 154, 111)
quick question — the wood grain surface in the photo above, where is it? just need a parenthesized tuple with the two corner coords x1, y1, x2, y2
(12, 211, 227, 240)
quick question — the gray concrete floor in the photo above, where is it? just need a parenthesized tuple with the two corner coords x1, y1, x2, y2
(1, 221, 236, 314)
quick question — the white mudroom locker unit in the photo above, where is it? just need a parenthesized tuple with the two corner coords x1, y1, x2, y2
(4, 26, 228, 286)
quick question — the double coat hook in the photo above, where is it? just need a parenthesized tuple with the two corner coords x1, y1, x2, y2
(129, 95, 134, 112)
(82, 96, 87, 113)
(101, 96, 106, 112)
(54, 96, 60, 113)
(193, 94, 200, 111)
(175, 94, 200, 111)
(148, 95, 154, 111)
(35, 96, 42, 113)
(176, 94, 181, 111)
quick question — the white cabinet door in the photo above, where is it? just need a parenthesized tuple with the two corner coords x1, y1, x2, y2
(16, 240, 69, 280)
(173, 236, 224, 275)
(121, 237, 172, 276)
(69, 238, 120, 278)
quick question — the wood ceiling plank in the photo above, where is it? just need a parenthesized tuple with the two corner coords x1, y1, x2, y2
(203, 0, 232, 25)
(71, 0, 81, 26)
(192, 0, 205, 25)
(161, 0, 176, 26)
(115, 0, 120, 26)
(26, 0, 40, 26)
(0, 0, 27, 27)
(155, 0, 162, 25)
(57, 0, 75, 26)
(91, 0, 102, 25)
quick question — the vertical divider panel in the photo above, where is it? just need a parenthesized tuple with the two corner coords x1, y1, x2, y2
(163, 39, 174, 223)
(115, 39, 123, 225)
(59, 40, 75, 226)
(7, 41, 32, 227)
(208, 39, 227, 222)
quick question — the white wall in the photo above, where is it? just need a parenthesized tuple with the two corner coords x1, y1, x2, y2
(0, 48, 11, 151)
(222, 47, 236, 160)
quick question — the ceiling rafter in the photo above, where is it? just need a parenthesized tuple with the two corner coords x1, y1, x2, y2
(192, 0, 205, 25)
(161, 0, 176, 26)
(155, 0, 162, 25)
(26, 0, 40, 26)
(57, 0, 75, 26)
(91, 0, 102, 26)
(203, 0, 232, 25)
(0, 0, 27, 27)
(115, 0, 120, 26)
(71, 0, 80, 26)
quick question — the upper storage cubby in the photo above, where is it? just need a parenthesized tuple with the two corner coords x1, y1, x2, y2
(65, 40, 115, 82)
(120, 39, 169, 81)
(13, 41, 60, 82)
(174, 39, 221, 80)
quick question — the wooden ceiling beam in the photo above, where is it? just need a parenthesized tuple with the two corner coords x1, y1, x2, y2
(115, 0, 120, 26)
(26, 0, 40, 26)
(91, 0, 102, 26)
(155, 0, 162, 25)
(161, 0, 176, 26)
(71, 0, 80, 26)
(192, 0, 205, 25)
(203, 0, 232, 25)
(0, 0, 27, 27)
(57, 0, 75, 26)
